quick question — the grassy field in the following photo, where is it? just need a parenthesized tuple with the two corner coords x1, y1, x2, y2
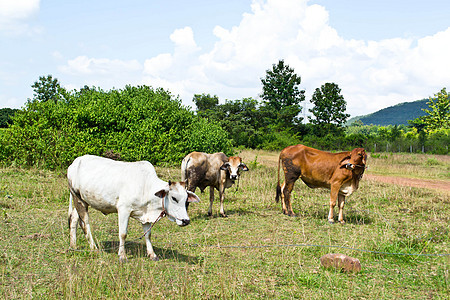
(0, 151, 449, 299)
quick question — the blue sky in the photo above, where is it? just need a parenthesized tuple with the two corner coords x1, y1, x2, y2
(1, 0, 449, 117)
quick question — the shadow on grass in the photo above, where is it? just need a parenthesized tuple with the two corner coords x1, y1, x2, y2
(299, 206, 375, 225)
(100, 241, 199, 264)
(190, 207, 273, 221)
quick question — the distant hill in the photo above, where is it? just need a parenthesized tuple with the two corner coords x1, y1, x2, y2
(349, 99, 428, 126)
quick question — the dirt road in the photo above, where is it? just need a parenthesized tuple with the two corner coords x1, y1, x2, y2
(365, 174, 450, 194)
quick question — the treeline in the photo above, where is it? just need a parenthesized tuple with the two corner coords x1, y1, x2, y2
(191, 94, 449, 154)
(191, 67, 448, 154)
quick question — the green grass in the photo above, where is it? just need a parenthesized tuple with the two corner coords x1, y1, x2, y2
(367, 152, 450, 180)
(1, 151, 449, 299)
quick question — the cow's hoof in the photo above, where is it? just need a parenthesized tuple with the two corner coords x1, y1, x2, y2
(339, 221, 346, 225)
(119, 256, 128, 263)
(328, 219, 335, 224)
(207, 212, 213, 217)
(220, 213, 228, 218)
(147, 253, 159, 261)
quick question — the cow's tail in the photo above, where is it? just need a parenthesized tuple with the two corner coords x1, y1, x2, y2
(275, 154, 282, 203)
(68, 192, 73, 229)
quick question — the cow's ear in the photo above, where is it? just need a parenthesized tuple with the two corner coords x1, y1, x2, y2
(155, 189, 168, 198)
(220, 162, 229, 170)
(186, 191, 200, 203)
(239, 163, 249, 171)
(339, 155, 351, 168)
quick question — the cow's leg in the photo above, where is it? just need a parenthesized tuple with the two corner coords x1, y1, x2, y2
(328, 187, 340, 224)
(208, 186, 215, 216)
(282, 180, 297, 216)
(142, 223, 158, 261)
(117, 210, 130, 262)
(219, 187, 227, 218)
(280, 182, 288, 214)
(68, 193, 79, 249)
(185, 186, 196, 211)
(337, 194, 346, 224)
(281, 169, 299, 216)
(281, 162, 300, 216)
(73, 195, 97, 249)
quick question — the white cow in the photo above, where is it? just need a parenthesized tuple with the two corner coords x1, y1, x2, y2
(67, 155, 200, 261)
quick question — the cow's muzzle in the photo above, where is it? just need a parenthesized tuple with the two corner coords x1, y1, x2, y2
(230, 175, 238, 180)
(180, 219, 190, 226)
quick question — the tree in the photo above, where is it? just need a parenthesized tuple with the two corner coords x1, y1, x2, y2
(0, 108, 18, 127)
(260, 59, 305, 129)
(215, 98, 263, 148)
(420, 88, 449, 132)
(31, 75, 67, 103)
(193, 93, 219, 113)
(309, 82, 350, 136)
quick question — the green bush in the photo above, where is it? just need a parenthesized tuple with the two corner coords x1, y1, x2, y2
(184, 117, 233, 155)
(260, 126, 301, 150)
(0, 85, 233, 169)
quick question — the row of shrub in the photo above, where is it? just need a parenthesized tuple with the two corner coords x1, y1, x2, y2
(231, 124, 449, 155)
(299, 130, 449, 154)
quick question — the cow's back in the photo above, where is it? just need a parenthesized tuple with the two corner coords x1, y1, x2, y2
(183, 152, 227, 191)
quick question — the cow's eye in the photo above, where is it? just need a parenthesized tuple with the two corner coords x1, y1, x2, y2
(171, 196, 179, 203)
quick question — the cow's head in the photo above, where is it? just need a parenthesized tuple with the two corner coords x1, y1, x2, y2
(350, 148, 367, 166)
(155, 181, 200, 226)
(220, 156, 249, 181)
(341, 148, 367, 177)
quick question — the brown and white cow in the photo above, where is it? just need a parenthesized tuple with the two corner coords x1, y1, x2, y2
(276, 144, 367, 224)
(68, 155, 200, 261)
(181, 152, 249, 217)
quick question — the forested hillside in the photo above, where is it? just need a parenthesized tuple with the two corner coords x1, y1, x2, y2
(350, 99, 428, 126)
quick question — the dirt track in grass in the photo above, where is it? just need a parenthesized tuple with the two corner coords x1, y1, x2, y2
(365, 174, 450, 195)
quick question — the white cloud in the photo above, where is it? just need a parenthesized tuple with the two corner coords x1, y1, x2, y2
(59, 56, 141, 75)
(57, 56, 142, 92)
(0, 0, 40, 35)
(143, 27, 201, 77)
(142, 27, 204, 99)
(170, 27, 200, 53)
(143, 54, 173, 77)
(407, 29, 450, 85)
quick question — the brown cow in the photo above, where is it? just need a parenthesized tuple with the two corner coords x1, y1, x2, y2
(276, 144, 367, 224)
(181, 152, 249, 217)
